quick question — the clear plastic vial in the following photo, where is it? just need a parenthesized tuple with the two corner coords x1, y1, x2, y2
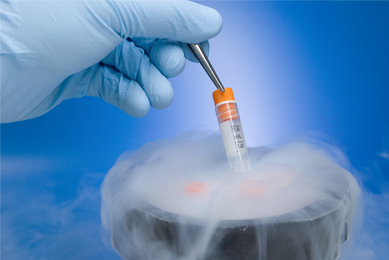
(213, 88, 251, 172)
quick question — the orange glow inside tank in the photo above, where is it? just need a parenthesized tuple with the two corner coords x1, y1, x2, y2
(186, 182, 208, 194)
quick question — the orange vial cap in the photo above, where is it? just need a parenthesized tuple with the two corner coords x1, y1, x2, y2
(212, 88, 235, 105)
(213, 88, 238, 122)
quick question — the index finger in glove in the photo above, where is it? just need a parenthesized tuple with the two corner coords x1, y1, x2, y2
(111, 0, 223, 43)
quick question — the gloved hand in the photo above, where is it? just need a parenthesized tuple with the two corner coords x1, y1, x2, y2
(1, 0, 222, 123)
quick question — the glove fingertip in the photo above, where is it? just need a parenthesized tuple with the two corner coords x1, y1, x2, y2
(151, 83, 174, 110)
(120, 81, 151, 118)
(203, 8, 223, 39)
(163, 50, 186, 78)
(151, 40, 186, 78)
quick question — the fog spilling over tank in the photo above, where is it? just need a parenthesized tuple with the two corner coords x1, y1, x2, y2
(101, 133, 360, 260)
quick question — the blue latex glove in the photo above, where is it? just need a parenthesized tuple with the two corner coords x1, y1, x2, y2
(1, 0, 222, 123)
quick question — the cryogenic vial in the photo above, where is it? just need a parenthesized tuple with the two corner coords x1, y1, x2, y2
(213, 88, 251, 172)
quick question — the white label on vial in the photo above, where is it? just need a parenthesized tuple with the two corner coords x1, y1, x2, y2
(220, 121, 247, 158)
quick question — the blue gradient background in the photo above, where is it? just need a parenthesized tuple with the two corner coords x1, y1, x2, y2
(1, 1, 389, 259)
